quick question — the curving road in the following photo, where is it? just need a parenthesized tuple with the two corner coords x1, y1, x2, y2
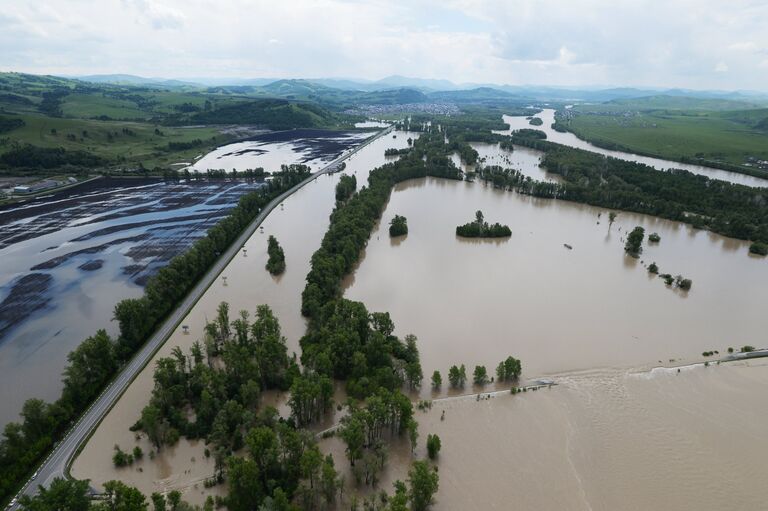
(8, 124, 393, 508)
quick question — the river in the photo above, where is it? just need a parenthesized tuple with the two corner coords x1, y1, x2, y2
(72, 116, 768, 508)
(500, 109, 768, 188)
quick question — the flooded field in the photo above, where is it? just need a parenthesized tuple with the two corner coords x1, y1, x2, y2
(0, 179, 263, 426)
(71, 129, 419, 503)
(321, 360, 768, 511)
(191, 129, 372, 172)
(501, 110, 768, 188)
(0, 130, 374, 427)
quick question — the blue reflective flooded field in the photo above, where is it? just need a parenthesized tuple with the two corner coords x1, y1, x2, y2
(0, 128, 373, 426)
(0, 178, 264, 424)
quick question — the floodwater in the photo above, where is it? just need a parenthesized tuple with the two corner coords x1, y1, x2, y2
(191, 129, 371, 172)
(355, 121, 391, 129)
(343, 176, 766, 383)
(0, 130, 372, 428)
(74, 116, 768, 508)
(500, 109, 768, 188)
(0, 179, 264, 427)
(71, 129, 420, 503)
(321, 360, 768, 511)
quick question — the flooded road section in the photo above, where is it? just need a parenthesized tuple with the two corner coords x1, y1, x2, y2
(344, 176, 766, 383)
(71, 130, 420, 504)
(321, 360, 768, 511)
(500, 110, 768, 188)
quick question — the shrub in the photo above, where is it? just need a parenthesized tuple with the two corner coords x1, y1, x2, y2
(749, 242, 768, 256)
(426, 434, 441, 460)
(389, 215, 408, 237)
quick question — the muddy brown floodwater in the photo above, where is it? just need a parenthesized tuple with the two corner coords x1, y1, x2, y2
(321, 360, 768, 511)
(74, 118, 768, 509)
(71, 130, 420, 504)
(343, 176, 766, 383)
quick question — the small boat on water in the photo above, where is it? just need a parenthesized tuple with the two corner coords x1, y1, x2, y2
(563, 243, 573, 250)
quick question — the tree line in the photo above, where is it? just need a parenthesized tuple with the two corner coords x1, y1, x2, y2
(488, 134, 768, 246)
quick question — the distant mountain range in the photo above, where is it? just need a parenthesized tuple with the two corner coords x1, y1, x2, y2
(69, 73, 768, 104)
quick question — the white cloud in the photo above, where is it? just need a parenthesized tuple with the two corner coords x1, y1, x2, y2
(0, 0, 767, 90)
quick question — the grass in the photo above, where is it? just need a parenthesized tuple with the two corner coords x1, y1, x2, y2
(60, 93, 153, 120)
(0, 113, 227, 169)
(565, 104, 768, 168)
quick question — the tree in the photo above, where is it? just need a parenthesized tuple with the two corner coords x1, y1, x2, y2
(266, 236, 286, 275)
(749, 242, 768, 256)
(473, 365, 488, 386)
(407, 418, 418, 453)
(166, 491, 180, 511)
(339, 413, 365, 466)
(608, 212, 617, 230)
(426, 434, 441, 460)
(246, 426, 278, 482)
(648, 262, 659, 274)
(447, 365, 465, 389)
(407, 461, 439, 511)
(389, 215, 408, 237)
(496, 356, 522, 381)
(648, 232, 661, 243)
(227, 457, 264, 511)
(675, 275, 693, 290)
(624, 226, 645, 256)
(430, 371, 442, 390)
(335, 174, 357, 202)
(99, 480, 148, 511)
(150, 493, 166, 511)
(19, 478, 90, 511)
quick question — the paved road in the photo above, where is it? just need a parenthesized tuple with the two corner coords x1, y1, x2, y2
(8, 124, 393, 508)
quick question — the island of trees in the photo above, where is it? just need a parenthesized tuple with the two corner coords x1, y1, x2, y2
(389, 215, 408, 236)
(266, 235, 286, 275)
(456, 210, 511, 238)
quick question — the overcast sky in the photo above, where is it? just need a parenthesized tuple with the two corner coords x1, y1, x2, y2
(1, 0, 767, 90)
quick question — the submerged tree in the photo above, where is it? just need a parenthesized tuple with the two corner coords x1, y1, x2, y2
(389, 215, 408, 237)
(624, 226, 645, 256)
(408, 460, 439, 511)
(430, 370, 442, 390)
(608, 212, 617, 230)
(266, 235, 286, 275)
